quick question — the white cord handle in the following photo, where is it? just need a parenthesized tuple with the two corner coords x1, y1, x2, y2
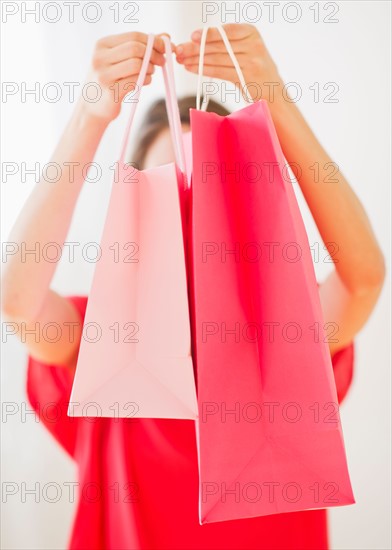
(196, 24, 253, 110)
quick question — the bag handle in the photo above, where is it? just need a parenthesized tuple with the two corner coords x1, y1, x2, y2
(196, 24, 253, 110)
(119, 34, 186, 174)
(161, 35, 186, 174)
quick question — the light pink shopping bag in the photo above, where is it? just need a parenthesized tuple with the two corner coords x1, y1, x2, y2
(186, 25, 355, 524)
(68, 35, 198, 419)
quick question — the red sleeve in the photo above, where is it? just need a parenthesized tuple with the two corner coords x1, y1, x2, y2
(25, 295, 88, 459)
(331, 341, 355, 404)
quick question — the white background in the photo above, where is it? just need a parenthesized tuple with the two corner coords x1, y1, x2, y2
(1, 1, 391, 548)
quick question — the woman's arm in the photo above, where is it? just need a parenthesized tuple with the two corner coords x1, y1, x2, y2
(1, 32, 166, 367)
(177, 23, 386, 355)
(270, 98, 386, 354)
(2, 102, 109, 367)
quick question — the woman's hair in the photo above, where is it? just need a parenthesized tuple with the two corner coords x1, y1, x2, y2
(130, 95, 230, 169)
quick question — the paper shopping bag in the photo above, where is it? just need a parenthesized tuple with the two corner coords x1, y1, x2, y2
(68, 35, 198, 419)
(187, 25, 355, 524)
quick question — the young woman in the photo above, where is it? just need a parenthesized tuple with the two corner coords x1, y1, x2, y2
(2, 24, 385, 550)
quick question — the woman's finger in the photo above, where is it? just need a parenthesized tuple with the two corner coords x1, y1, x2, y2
(115, 74, 153, 100)
(190, 23, 255, 43)
(178, 52, 248, 67)
(182, 63, 237, 82)
(176, 39, 246, 60)
(105, 41, 166, 66)
(97, 32, 168, 56)
(98, 31, 149, 49)
(102, 59, 155, 84)
(156, 32, 177, 52)
(153, 34, 167, 54)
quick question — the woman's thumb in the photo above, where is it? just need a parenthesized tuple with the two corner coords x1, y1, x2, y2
(157, 32, 176, 51)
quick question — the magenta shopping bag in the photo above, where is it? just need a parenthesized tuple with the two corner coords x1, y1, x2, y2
(187, 25, 355, 524)
(69, 35, 198, 420)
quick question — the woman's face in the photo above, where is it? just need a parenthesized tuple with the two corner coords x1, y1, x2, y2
(143, 124, 190, 170)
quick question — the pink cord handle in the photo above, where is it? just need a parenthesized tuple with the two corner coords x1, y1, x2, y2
(119, 33, 186, 175)
(119, 34, 154, 165)
(161, 35, 186, 174)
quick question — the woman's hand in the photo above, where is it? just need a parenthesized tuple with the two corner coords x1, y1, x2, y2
(82, 32, 168, 122)
(175, 24, 283, 104)
(1, 31, 169, 365)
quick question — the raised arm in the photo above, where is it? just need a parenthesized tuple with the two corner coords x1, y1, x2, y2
(1, 32, 166, 367)
(176, 23, 385, 355)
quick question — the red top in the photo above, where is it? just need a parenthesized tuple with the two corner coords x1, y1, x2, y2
(26, 295, 355, 550)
